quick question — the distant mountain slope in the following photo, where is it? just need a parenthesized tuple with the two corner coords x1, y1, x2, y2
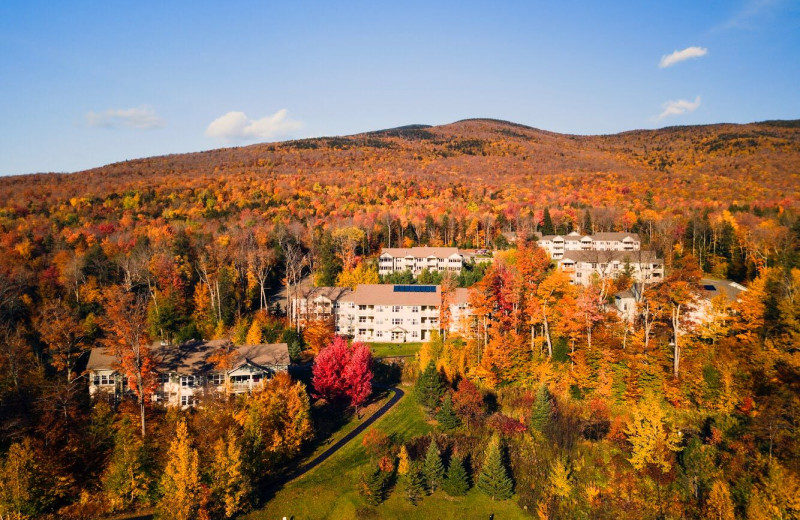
(1, 119, 799, 213)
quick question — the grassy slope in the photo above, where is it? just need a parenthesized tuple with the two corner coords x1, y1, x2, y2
(246, 388, 526, 519)
(369, 342, 423, 358)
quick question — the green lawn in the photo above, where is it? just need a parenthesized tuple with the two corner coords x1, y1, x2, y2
(369, 342, 423, 358)
(246, 387, 527, 520)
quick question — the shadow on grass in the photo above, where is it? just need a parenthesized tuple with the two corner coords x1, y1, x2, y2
(255, 386, 404, 505)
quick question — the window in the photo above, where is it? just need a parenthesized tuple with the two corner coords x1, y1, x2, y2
(392, 306, 401, 313)
(411, 306, 419, 313)
(358, 305, 367, 311)
(94, 374, 115, 386)
(359, 316, 367, 323)
(411, 331, 419, 338)
(410, 318, 418, 325)
(158, 373, 170, 384)
(376, 331, 383, 338)
(392, 318, 403, 325)
(180, 375, 196, 387)
(359, 329, 367, 335)
(181, 395, 197, 407)
(209, 373, 224, 386)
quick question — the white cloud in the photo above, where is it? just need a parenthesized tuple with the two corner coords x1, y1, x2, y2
(656, 96, 702, 120)
(659, 46, 708, 68)
(86, 106, 165, 129)
(205, 109, 303, 143)
(720, 0, 780, 30)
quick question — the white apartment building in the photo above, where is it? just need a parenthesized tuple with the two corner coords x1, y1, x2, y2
(538, 232, 640, 260)
(87, 340, 290, 408)
(557, 250, 663, 286)
(336, 284, 442, 342)
(378, 247, 465, 277)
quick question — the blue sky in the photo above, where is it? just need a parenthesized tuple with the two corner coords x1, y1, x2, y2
(1, 1, 799, 176)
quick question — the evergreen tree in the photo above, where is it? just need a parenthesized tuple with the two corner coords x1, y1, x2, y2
(397, 445, 411, 476)
(541, 207, 555, 235)
(530, 384, 552, 434)
(415, 361, 444, 413)
(582, 209, 593, 235)
(360, 465, 385, 506)
(477, 436, 513, 501)
(104, 416, 152, 512)
(436, 392, 460, 430)
(404, 463, 425, 505)
(442, 455, 470, 497)
(287, 339, 302, 363)
(423, 439, 445, 492)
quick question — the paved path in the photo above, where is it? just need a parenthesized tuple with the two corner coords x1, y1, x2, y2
(271, 385, 405, 487)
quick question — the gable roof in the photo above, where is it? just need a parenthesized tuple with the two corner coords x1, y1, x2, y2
(87, 340, 290, 374)
(298, 285, 352, 301)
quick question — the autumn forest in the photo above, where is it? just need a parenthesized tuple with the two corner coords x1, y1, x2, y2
(1, 118, 799, 519)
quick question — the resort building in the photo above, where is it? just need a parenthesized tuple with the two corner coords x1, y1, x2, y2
(378, 247, 465, 277)
(557, 250, 664, 286)
(335, 284, 443, 342)
(87, 340, 290, 408)
(538, 232, 641, 260)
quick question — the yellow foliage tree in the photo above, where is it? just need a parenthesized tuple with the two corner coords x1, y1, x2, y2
(703, 480, 735, 520)
(210, 429, 251, 519)
(336, 262, 379, 289)
(157, 420, 204, 520)
(625, 393, 681, 474)
(397, 445, 411, 476)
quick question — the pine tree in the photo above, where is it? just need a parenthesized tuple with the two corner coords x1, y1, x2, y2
(157, 420, 204, 520)
(404, 463, 425, 505)
(582, 209, 593, 235)
(477, 436, 513, 501)
(397, 445, 411, 476)
(530, 384, 552, 434)
(423, 439, 445, 492)
(436, 393, 460, 430)
(360, 465, 385, 506)
(442, 455, 470, 497)
(415, 361, 444, 413)
(541, 207, 555, 235)
(209, 429, 251, 519)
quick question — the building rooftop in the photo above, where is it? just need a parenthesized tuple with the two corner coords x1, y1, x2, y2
(380, 247, 461, 258)
(340, 284, 442, 306)
(298, 285, 352, 301)
(87, 340, 290, 374)
(559, 250, 659, 263)
(540, 232, 640, 242)
(699, 277, 747, 302)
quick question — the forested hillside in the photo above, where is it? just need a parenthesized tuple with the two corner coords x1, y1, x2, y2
(0, 118, 799, 519)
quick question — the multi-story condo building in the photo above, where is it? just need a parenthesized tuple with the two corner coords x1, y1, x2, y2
(290, 285, 352, 325)
(557, 250, 663, 286)
(87, 340, 290, 407)
(336, 284, 443, 342)
(378, 247, 465, 277)
(538, 232, 640, 260)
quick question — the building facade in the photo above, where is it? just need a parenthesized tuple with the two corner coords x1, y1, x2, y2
(290, 285, 351, 325)
(378, 247, 465, 277)
(557, 250, 664, 286)
(87, 340, 290, 408)
(538, 232, 640, 260)
(335, 284, 443, 342)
